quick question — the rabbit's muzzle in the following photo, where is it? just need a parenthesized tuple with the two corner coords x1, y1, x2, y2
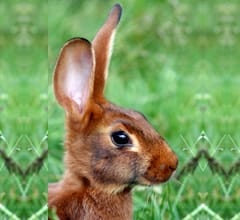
(143, 143, 178, 184)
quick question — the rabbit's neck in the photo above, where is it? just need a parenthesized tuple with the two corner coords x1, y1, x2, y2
(84, 186, 133, 219)
(49, 179, 133, 220)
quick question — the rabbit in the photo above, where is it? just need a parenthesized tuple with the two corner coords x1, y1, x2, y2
(48, 3, 178, 220)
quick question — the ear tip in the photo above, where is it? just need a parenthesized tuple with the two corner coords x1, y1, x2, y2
(65, 37, 91, 47)
(111, 3, 123, 25)
(113, 3, 122, 12)
(61, 38, 93, 57)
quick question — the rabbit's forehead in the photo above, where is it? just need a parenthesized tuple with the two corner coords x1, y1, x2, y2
(103, 104, 147, 121)
(102, 108, 145, 128)
(95, 104, 162, 144)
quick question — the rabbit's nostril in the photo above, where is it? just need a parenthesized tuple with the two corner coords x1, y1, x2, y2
(169, 165, 176, 171)
(159, 163, 177, 172)
(159, 157, 178, 173)
(170, 159, 178, 171)
(159, 164, 166, 171)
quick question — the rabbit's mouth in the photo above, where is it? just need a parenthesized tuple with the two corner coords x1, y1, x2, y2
(139, 144, 178, 185)
(140, 161, 178, 185)
(127, 173, 173, 187)
(137, 172, 174, 186)
(126, 159, 177, 186)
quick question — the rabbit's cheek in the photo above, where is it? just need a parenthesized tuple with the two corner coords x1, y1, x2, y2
(91, 147, 143, 186)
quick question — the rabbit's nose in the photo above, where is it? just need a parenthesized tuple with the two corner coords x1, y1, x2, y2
(169, 155, 178, 171)
(160, 162, 177, 172)
(160, 154, 178, 172)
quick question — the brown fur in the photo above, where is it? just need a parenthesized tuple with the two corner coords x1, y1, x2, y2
(49, 4, 178, 220)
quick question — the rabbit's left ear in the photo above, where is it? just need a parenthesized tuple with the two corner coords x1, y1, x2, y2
(53, 38, 95, 118)
(92, 4, 122, 101)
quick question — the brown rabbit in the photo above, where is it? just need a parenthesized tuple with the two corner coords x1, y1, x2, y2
(48, 4, 178, 220)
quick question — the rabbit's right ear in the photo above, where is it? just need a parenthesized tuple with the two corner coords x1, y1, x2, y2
(92, 4, 122, 101)
(53, 38, 95, 118)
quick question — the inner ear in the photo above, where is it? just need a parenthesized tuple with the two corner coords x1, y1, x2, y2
(53, 38, 95, 117)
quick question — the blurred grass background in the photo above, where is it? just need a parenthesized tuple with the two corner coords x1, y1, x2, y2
(0, 0, 47, 219)
(49, 0, 240, 219)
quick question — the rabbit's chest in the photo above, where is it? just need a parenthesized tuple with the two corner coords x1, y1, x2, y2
(79, 189, 132, 220)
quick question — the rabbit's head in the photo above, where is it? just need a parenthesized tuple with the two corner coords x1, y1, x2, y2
(53, 4, 178, 193)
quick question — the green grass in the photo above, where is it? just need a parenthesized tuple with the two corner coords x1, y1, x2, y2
(0, 0, 47, 219)
(0, 0, 239, 219)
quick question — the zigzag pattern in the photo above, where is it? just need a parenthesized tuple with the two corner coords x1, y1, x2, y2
(176, 148, 240, 180)
(0, 134, 48, 219)
(0, 134, 48, 179)
(0, 148, 47, 179)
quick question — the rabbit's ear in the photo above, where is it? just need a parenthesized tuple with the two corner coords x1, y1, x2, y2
(54, 38, 95, 117)
(92, 4, 122, 100)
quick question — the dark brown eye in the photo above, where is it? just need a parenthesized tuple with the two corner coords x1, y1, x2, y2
(111, 131, 132, 148)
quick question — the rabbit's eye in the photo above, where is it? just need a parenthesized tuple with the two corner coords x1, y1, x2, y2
(111, 131, 132, 148)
